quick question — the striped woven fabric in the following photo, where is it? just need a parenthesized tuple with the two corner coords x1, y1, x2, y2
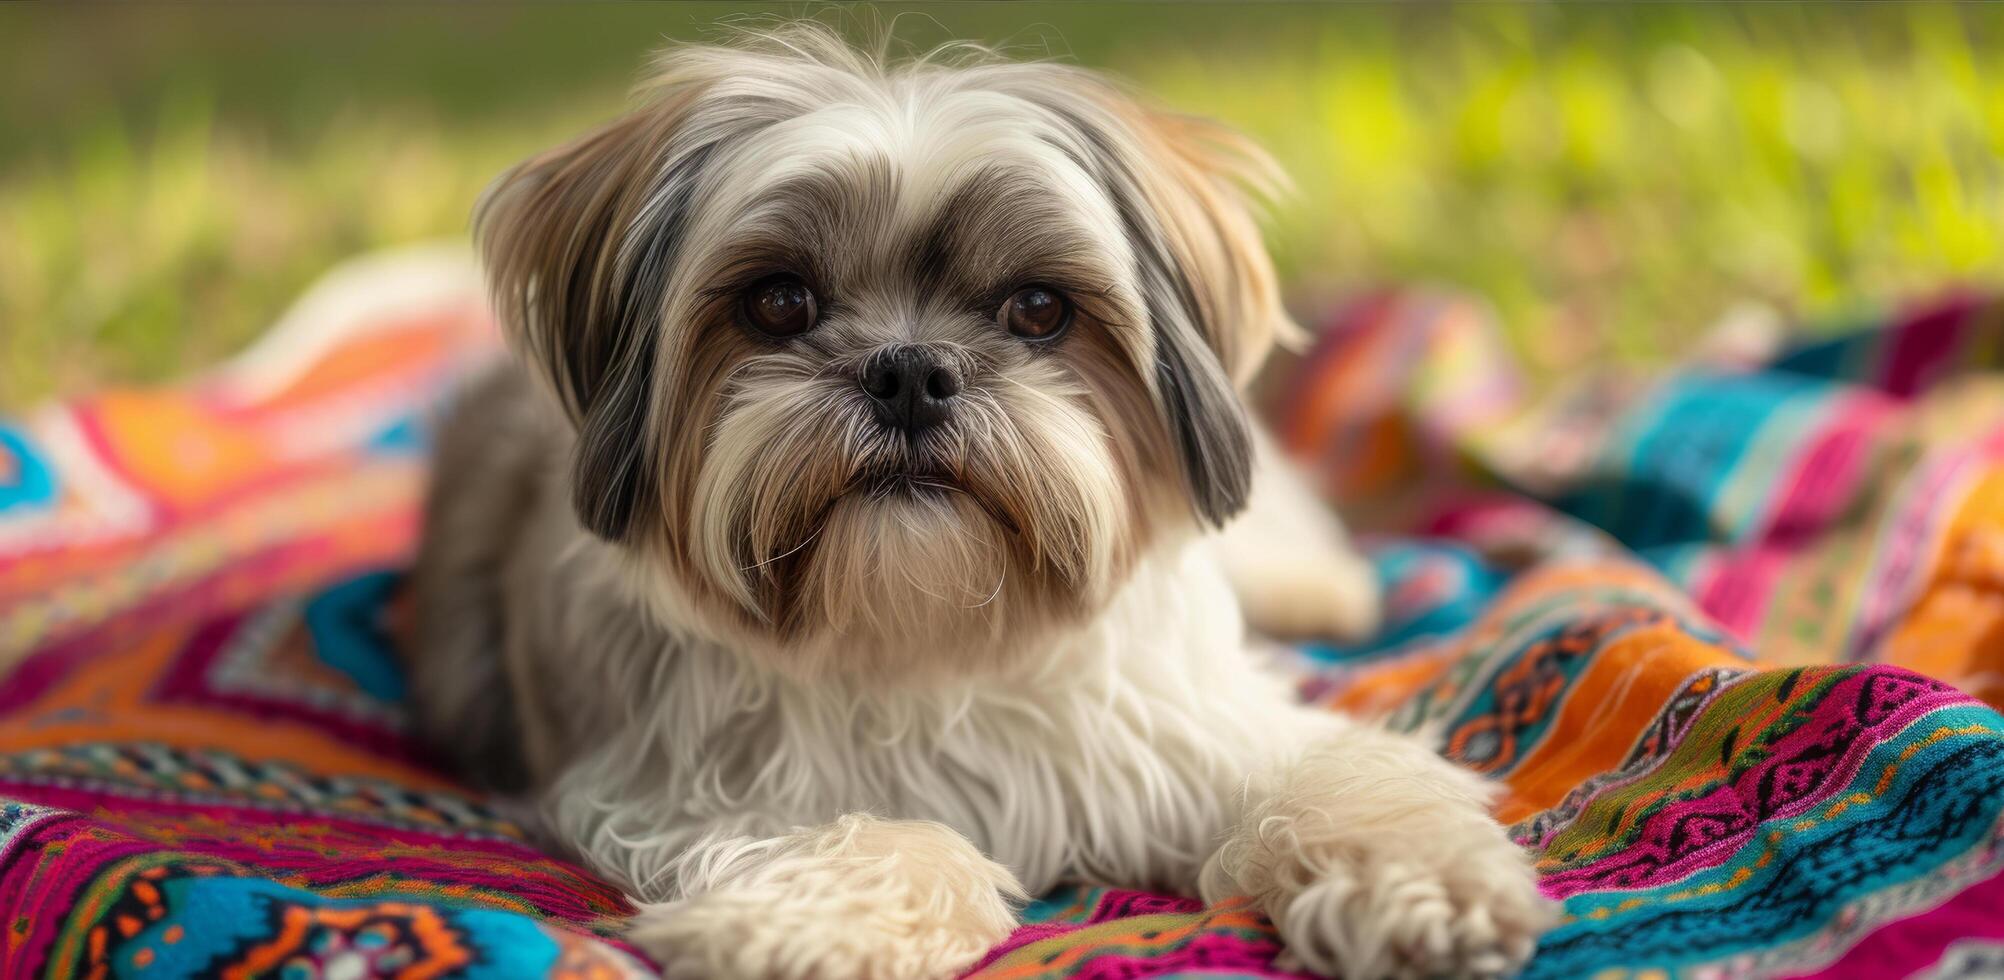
(3, 251, 2001, 978)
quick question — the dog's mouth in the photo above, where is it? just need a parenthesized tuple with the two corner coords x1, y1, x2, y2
(849, 465, 1022, 536)
(864, 470, 957, 499)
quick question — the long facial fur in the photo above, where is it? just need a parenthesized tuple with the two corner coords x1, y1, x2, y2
(475, 25, 1296, 680)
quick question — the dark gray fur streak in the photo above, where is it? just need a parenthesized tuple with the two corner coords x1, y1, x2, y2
(1042, 109, 1253, 527)
(514, 143, 716, 542)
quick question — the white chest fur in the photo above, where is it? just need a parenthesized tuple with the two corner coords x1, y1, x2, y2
(538, 542, 1333, 899)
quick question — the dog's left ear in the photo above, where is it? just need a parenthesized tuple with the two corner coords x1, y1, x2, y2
(474, 70, 723, 542)
(1035, 74, 1297, 527)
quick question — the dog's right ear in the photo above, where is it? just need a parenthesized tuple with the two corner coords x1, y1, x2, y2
(474, 98, 702, 542)
(1007, 67, 1293, 530)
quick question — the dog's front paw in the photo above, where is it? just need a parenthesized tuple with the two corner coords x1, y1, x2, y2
(628, 815, 1022, 980)
(1203, 739, 1554, 978)
(1267, 821, 1550, 979)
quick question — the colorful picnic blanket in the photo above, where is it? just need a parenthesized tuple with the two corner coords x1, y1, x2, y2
(3, 248, 2002, 978)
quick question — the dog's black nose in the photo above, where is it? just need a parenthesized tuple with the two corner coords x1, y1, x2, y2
(861, 346, 961, 435)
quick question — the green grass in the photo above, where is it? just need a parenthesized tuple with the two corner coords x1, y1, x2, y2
(3, 4, 2001, 407)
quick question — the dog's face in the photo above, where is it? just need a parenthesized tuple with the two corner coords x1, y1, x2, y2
(478, 28, 1292, 677)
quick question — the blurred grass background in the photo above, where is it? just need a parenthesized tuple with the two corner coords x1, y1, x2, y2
(2, 3, 2000, 408)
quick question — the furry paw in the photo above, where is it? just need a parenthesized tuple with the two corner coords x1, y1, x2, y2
(627, 815, 1023, 980)
(1202, 736, 1554, 978)
(1267, 828, 1550, 978)
(1231, 550, 1382, 642)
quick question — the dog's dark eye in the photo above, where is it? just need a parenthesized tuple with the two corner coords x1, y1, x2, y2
(743, 277, 819, 337)
(1000, 286, 1071, 341)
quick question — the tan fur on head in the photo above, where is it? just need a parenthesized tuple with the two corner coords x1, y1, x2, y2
(472, 23, 1293, 681)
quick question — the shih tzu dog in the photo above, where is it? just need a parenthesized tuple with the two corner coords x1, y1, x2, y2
(410, 24, 1550, 980)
